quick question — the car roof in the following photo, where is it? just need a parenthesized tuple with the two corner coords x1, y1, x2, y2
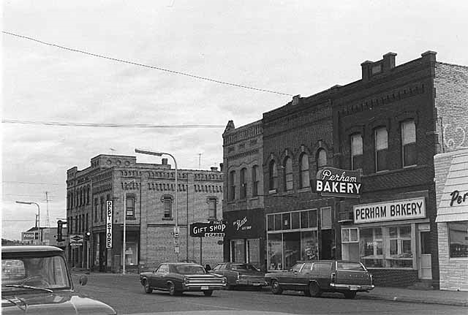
(163, 262, 202, 266)
(2, 245, 63, 254)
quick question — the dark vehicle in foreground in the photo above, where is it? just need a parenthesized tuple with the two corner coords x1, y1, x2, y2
(264, 260, 374, 299)
(2, 245, 116, 314)
(140, 262, 226, 296)
(211, 262, 267, 290)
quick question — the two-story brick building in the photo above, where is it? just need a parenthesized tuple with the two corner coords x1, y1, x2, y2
(66, 154, 224, 272)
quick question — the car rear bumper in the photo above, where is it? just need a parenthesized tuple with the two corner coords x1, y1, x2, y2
(330, 283, 375, 291)
(236, 279, 268, 286)
(182, 283, 226, 291)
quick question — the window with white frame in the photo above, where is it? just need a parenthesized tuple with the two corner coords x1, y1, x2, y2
(351, 133, 363, 170)
(401, 120, 417, 167)
(375, 127, 388, 172)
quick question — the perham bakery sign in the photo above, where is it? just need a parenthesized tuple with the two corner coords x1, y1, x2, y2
(354, 197, 426, 224)
(312, 167, 361, 198)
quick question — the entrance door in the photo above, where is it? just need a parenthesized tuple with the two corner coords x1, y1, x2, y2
(419, 231, 432, 280)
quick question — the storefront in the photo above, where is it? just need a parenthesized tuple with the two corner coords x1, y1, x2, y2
(435, 149, 468, 291)
(266, 206, 334, 271)
(224, 208, 264, 271)
(341, 197, 431, 287)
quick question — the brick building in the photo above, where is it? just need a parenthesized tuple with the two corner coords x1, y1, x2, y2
(66, 154, 223, 273)
(223, 51, 467, 288)
(222, 120, 265, 270)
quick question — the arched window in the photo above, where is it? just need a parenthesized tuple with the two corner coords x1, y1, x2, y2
(317, 149, 327, 169)
(240, 168, 247, 199)
(283, 157, 293, 191)
(269, 160, 278, 191)
(229, 170, 236, 201)
(252, 165, 260, 197)
(299, 153, 310, 189)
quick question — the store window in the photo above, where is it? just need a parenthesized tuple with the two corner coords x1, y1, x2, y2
(401, 120, 417, 167)
(375, 127, 388, 172)
(231, 239, 245, 263)
(351, 133, 363, 170)
(125, 242, 138, 266)
(283, 157, 293, 192)
(299, 153, 310, 189)
(342, 228, 359, 261)
(448, 221, 468, 258)
(360, 227, 383, 267)
(247, 239, 261, 268)
(268, 234, 283, 270)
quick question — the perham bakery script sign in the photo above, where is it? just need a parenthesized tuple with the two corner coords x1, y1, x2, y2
(312, 167, 361, 198)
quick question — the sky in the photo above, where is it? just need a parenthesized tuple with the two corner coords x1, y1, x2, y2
(2, 0, 468, 240)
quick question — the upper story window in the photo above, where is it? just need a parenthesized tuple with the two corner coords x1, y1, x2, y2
(94, 198, 98, 222)
(299, 153, 310, 189)
(401, 120, 417, 167)
(350, 133, 363, 170)
(375, 127, 388, 172)
(229, 170, 236, 201)
(252, 165, 260, 197)
(269, 160, 278, 192)
(100, 197, 105, 222)
(207, 197, 217, 220)
(126, 195, 135, 218)
(240, 168, 247, 199)
(161, 195, 173, 219)
(283, 157, 293, 192)
(317, 149, 327, 169)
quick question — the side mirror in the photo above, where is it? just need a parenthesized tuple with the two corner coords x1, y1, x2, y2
(79, 275, 88, 286)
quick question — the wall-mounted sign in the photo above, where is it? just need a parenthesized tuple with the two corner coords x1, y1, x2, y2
(312, 167, 361, 198)
(69, 234, 83, 247)
(190, 221, 227, 237)
(22, 232, 37, 240)
(353, 197, 426, 224)
(106, 201, 113, 248)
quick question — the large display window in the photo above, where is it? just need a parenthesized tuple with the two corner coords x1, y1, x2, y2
(343, 224, 416, 269)
(448, 221, 468, 258)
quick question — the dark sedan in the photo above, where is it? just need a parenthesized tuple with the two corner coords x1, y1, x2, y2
(140, 262, 226, 296)
(211, 262, 267, 290)
(264, 260, 374, 299)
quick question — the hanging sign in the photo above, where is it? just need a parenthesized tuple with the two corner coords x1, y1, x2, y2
(312, 167, 361, 198)
(106, 201, 113, 248)
(190, 221, 227, 237)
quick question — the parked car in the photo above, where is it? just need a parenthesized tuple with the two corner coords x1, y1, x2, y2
(140, 262, 226, 296)
(264, 260, 374, 299)
(2, 245, 116, 314)
(211, 262, 267, 290)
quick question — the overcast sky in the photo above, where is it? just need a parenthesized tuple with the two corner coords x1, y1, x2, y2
(2, 0, 468, 240)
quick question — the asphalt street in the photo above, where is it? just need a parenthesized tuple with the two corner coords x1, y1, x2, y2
(72, 273, 467, 315)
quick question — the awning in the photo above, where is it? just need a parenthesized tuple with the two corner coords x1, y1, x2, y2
(436, 150, 468, 223)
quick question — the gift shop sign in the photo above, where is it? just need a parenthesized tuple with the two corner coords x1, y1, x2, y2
(354, 198, 426, 224)
(312, 167, 361, 198)
(190, 221, 227, 237)
(106, 201, 113, 248)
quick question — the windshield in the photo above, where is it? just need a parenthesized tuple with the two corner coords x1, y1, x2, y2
(2, 255, 71, 292)
(231, 264, 259, 271)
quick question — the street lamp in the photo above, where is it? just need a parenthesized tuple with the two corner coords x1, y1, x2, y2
(16, 201, 41, 244)
(135, 148, 179, 261)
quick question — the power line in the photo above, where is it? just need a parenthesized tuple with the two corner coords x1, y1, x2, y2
(3, 31, 293, 97)
(2, 119, 225, 129)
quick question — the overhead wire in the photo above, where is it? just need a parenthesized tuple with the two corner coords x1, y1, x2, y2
(3, 31, 293, 97)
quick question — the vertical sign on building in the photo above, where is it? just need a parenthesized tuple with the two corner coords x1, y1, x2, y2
(106, 201, 113, 248)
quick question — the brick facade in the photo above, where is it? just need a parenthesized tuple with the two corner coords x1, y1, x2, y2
(66, 154, 224, 273)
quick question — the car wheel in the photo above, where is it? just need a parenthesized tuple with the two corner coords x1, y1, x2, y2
(270, 280, 283, 295)
(143, 280, 153, 294)
(308, 282, 322, 297)
(168, 283, 177, 296)
(344, 291, 357, 299)
(203, 290, 213, 296)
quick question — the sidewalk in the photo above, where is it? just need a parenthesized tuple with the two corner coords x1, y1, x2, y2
(359, 286, 468, 307)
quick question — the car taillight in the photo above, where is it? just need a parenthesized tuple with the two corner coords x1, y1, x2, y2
(330, 273, 336, 284)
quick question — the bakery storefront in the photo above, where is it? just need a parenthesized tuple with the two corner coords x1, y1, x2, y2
(435, 149, 468, 291)
(341, 197, 431, 286)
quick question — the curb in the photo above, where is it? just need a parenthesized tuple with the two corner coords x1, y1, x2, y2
(360, 293, 468, 307)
